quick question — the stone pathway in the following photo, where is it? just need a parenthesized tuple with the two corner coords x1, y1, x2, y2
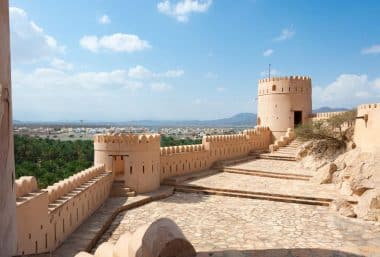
(183, 171, 339, 200)
(99, 192, 380, 257)
(227, 159, 313, 176)
(52, 186, 173, 257)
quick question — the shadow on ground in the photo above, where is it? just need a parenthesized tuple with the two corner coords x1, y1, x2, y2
(159, 191, 211, 204)
(197, 248, 365, 257)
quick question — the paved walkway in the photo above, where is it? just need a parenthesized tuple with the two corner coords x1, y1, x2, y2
(52, 186, 173, 257)
(99, 192, 380, 257)
(183, 171, 339, 200)
(227, 159, 313, 176)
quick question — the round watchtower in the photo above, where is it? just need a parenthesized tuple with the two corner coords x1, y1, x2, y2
(257, 76, 312, 140)
(94, 133, 161, 193)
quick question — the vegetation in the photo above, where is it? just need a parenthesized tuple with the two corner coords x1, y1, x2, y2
(160, 135, 202, 147)
(295, 109, 357, 146)
(14, 135, 94, 188)
(14, 134, 202, 188)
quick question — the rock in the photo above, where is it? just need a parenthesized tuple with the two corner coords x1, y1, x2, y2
(331, 199, 357, 218)
(312, 162, 337, 184)
(354, 189, 380, 221)
(340, 181, 353, 196)
(350, 175, 375, 196)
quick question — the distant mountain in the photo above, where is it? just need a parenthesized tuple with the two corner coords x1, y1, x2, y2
(313, 107, 349, 113)
(13, 113, 257, 128)
(126, 113, 257, 127)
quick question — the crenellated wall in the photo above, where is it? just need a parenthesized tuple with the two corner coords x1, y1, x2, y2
(309, 111, 347, 121)
(354, 103, 380, 153)
(94, 133, 161, 193)
(15, 165, 113, 255)
(159, 126, 271, 179)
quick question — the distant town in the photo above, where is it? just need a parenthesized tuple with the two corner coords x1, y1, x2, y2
(13, 124, 246, 141)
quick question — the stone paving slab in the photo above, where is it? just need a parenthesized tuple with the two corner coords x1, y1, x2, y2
(51, 186, 173, 257)
(183, 171, 340, 200)
(227, 159, 314, 176)
(100, 192, 380, 257)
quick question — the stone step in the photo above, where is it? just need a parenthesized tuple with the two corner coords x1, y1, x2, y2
(222, 168, 311, 181)
(110, 182, 136, 197)
(174, 185, 332, 207)
(256, 154, 297, 161)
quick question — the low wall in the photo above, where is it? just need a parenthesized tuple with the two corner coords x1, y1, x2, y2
(159, 126, 271, 179)
(354, 103, 380, 153)
(15, 165, 113, 255)
(309, 111, 347, 121)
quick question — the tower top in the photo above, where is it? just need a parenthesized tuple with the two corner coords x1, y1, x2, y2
(258, 75, 311, 84)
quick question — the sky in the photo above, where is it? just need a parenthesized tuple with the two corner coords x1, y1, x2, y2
(8, 0, 380, 121)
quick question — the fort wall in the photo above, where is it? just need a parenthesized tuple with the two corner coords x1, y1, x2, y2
(257, 76, 312, 140)
(15, 165, 112, 255)
(94, 134, 161, 193)
(354, 103, 380, 153)
(309, 111, 347, 121)
(160, 127, 271, 179)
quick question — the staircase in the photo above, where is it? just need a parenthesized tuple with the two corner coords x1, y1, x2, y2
(110, 181, 136, 197)
(252, 138, 303, 161)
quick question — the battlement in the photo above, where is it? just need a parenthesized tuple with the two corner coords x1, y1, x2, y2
(160, 144, 205, 156)
(310, 111, 347, 119)
(15, 176, 39, 198)
(204, 134, 247, 143)
(358, 103, 379, 110)
(46, 164, 105, 204)
(258, 75, 311, 84)
(94, 133, 160, 144)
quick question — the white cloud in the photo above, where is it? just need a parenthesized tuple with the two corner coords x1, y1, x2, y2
(361, 44, 380, 55)
(275, 26, 295, 41)
(13, 68, 143, 91)
(216, 87, 226, 92)
(157, 0, 212, 23)
(127, 65, 184, 79)
(9, 7, 65, 63)
(150, 82, 172, 91)
(163, 69, 184, 77)
(128, 65, 152, 79)
(50, 58, 73, 70)
(313, 74, 380, 108)
(98, 14, 111, 24)
(263, 49, 274, 57)
(80, 33, 151, 53)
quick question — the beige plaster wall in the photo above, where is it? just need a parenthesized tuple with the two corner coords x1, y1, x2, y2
(0, 0, 17, 255)
(354, 103, 380, 153)
(160, 126, 271, 179)
(94, 134, 161, 193)
(257, 76, 312, 140)
(15, 165, 113, 255)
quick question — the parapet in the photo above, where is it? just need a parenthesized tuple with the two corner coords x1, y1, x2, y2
(160, 144, 205, 156)
(357, 103, 379, 110)
(94, 133, 160, 144)
(15, 176, 39, 198)
(46, 164, 105, 204)
(203, 134, 247, 143)
(258, 75, 311, 84)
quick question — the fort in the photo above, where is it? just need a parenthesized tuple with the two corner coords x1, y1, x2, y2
(1, 1, 380, 257)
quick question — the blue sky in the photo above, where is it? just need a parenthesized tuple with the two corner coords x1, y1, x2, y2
(9, 0, 380, 121)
